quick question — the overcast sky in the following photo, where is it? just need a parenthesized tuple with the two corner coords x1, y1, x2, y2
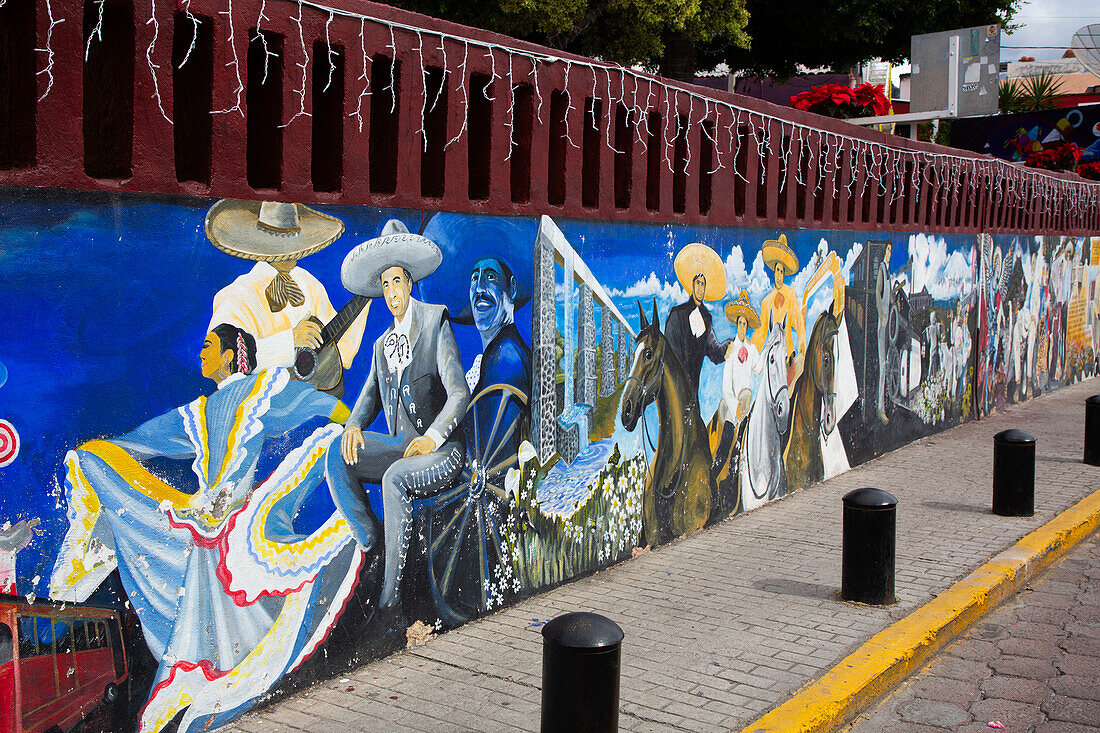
(1003, 0, 1100, 61)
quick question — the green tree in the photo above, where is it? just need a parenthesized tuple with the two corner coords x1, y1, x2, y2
(388, 0, 750, 81)
(388, 0, 1018, 81)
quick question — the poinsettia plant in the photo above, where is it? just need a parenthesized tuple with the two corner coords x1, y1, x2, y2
(1024, 141, 1083, 172)
(1076, 160, 1100, 181)
(790, 83, 889, 119)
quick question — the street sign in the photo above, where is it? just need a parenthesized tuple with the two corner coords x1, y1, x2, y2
(910, 24, 1000, 117)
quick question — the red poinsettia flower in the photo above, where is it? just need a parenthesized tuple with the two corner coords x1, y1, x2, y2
(1078, 161, 1100, 180)
(790, 82, 889, 119)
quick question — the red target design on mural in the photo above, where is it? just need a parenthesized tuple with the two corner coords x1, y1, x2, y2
(0, 420, 19, 467)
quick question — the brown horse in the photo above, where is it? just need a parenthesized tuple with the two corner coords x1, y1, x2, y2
(784, 307, 840, 490)
(620, 301, 716, 547)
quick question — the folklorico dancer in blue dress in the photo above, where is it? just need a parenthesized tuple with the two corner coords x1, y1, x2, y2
(49, 324, 359, 733)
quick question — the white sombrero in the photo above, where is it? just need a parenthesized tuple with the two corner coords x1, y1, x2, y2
(341, 220, 443, 298)
(205, 200, 346, 262)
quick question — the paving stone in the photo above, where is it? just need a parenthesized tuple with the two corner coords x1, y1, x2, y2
(968, 696, 1047, 729)
(909, 675, 982, 706)
(897, 699, 971, 728)
(997, 636, 1064, 659)
(1042, 695, 1100, 727)
(1060, 634, 1100, 657)
(1033, 721, 1100, 733)
(1047, 674, 1100, 702)
(933, 656, 994, 682)
(980, 675, 1052, 704)
(989, 654, 1059, 679)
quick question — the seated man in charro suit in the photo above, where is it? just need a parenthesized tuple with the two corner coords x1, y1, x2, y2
(325, 220, 470, 634)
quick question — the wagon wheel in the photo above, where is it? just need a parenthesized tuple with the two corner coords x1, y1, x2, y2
(422, 383, 528, 626)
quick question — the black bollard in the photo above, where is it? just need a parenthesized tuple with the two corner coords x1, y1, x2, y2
(1085, 396, 1100, 466)
(541, 612, 623, 733)
(993, 429, 1036, 516)
(842, 488, 897, 605)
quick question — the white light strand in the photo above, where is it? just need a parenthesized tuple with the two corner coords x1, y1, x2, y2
(758, 117, 771, 185)
(35, 0, 64, 102)
(213, 0, 244, 116)
(603, 67, 616, 154)
(281, 0, 311, 128)
(531, 58, 543, 125)
(415, 31, 428, 151)
(145, 0, 172, 124)
(249, 0, 1100, 214)
(562, 62, 578, 149)
(483, 48, 498, 101)
(85, 0, 105, 61)
(444, 41, 469, 151)
(254, 0, 278, 85)
(430, 36, 447, 113)
(504, 52, 515, 162)
(386, 24, 397, 114)
(777, 125, 791, 195)
(349, 19, 371, 133)
(683, 95, 694, 175)
(324, 12, 337, 93)
(702, 100, 724, 175)
(664, 90, 675, 174)
(177, 1, 200, 69)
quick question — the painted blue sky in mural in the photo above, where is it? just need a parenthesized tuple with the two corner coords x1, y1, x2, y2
(0, 192, 530, 591)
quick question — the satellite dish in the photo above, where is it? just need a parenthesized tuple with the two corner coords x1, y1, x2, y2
(1071, 24, 1100, 79)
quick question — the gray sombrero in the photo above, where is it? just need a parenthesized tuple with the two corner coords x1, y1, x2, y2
(205, 199, 345, 262)
(341, 219, 442, 298)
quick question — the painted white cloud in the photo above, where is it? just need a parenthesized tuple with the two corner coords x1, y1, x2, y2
(907, 233, 972, 301)
(609, 271, 686, 303)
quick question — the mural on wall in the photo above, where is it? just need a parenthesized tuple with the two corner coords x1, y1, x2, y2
(976, 234, 1098, 413)
(0, 188, 1086, 732)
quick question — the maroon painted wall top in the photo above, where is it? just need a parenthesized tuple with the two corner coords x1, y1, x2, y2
(0, 0, 1097, 234)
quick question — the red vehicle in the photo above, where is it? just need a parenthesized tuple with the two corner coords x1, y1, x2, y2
(0, 595, 127, 733)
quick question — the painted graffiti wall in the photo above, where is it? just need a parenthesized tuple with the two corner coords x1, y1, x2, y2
(975, 233, 1098, 415)
(0, 187, 1092, 732)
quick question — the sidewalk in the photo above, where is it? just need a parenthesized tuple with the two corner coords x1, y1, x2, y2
(226, 378, 1100, 733)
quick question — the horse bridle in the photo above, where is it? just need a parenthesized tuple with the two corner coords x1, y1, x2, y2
(797, 335, 838, 440)
(622, 336, 664, 407)
(624, 336, 687, 501)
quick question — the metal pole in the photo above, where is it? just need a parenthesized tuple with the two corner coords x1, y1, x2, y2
(841, 488, 897, 605)
(541, 612, 624, 733)
(993, 429, 1036, 516)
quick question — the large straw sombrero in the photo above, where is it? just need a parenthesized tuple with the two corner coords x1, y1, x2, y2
(724, 290, 760, 329)
(415, 213, 537, 325)
(205, 200, 345, 262)
(341, 220, 442, 298)
(673, 243, 726, 301)
(762, 233, 799, 274)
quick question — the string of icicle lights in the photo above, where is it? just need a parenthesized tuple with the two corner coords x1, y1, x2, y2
(61, 0, 1100, 219)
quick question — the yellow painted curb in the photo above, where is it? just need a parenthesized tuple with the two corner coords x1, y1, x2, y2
(741, 487, 1100, 733)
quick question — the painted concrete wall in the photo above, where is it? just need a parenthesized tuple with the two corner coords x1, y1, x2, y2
(0, 188, 1096, 732)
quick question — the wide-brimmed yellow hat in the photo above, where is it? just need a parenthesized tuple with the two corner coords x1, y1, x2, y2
(674, 243, 726, 301)
(205, 200, 345, 262)
(762, 234, 799, 275)
(724, 290, 760, 329)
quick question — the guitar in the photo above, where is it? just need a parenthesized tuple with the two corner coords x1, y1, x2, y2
(290, 295, 369, 398)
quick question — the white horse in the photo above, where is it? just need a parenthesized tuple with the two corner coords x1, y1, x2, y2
(738, 317, 792, 512)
